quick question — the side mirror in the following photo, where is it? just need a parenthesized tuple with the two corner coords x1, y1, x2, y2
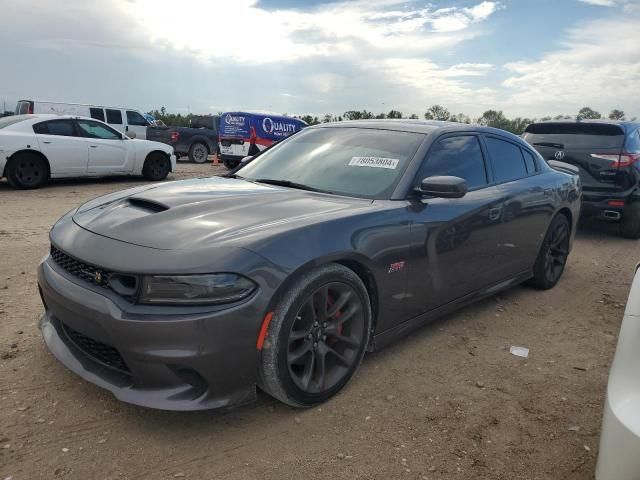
(416, 176, 468, 198)
(240, 156, 253, 164)
(126, 131, 137, 139)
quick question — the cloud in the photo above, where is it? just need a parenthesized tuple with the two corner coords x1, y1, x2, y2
(0, 0, 503, 116)
(119, 0, 502, 62)
(502, 15, 640, 116)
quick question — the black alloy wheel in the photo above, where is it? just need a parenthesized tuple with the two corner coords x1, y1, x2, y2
(259, 264, 371, 407)
(528, 214, 570, 289)
(286, 282, 365, 393)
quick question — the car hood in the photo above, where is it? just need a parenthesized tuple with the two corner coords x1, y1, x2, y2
(72, 177, 372, 250)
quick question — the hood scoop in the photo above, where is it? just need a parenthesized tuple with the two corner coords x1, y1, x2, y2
(127, 197, 169, 213)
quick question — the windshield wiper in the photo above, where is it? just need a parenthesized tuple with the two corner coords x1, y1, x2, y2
(254, 178, 332, 194)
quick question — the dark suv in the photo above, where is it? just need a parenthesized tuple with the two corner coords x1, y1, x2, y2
(524, 120, 640, 238)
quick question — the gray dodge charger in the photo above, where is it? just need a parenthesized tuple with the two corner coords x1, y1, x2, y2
(38, 120, 581, 410)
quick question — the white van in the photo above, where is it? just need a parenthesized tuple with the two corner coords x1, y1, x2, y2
(15, 100, 150, 139)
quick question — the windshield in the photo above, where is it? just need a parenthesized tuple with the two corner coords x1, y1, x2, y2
(238, 127, 424, 199)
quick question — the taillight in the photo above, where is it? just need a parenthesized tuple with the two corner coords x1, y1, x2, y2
(27, 102, 34, 114)
(170, 131, 180, 143)
(590, 153, 640, 168)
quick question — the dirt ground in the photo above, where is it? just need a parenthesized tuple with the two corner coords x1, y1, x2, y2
(0, 162, 634, 480)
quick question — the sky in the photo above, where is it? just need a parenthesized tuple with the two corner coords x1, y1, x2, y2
(0, 0, 639, 119)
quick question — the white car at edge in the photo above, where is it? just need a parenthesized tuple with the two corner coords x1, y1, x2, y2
(0, 114, 176, 189)
(596, 264, 640, 479)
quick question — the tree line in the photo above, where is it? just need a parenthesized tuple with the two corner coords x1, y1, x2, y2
(5, 104, 630, 135)
(293, 105, 635, 136)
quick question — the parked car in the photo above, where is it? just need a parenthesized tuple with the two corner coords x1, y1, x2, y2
(524, 120, 640, 237)
(218, 111, 306, 169)
(38, 120, 580, 410)
(146, 115, 219, 163)
(15, 100, 150, 139)
(596, 264, 640, 479)
(0, 114, 176, 189)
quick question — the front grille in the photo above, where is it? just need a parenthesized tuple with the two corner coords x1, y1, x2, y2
(50, 246, 110, 289)
(49, 246, 138, 302)
(61, 322, 130, 373)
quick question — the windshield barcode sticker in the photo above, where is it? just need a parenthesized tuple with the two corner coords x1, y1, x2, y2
(348, 157, 399, 169)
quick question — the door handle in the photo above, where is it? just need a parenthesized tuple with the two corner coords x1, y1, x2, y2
(90, 145, 98, 148)
(543, 188, 553, 196)
(42, 141, 52, 144)
(489, 207, 502, 221)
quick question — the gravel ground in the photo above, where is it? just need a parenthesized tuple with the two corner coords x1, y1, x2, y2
(0, 162, 634, 479)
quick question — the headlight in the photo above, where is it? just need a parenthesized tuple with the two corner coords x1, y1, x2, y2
(139, 274, 256, 305)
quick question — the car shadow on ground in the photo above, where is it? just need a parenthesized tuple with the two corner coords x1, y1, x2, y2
(576, 218, 627, 240)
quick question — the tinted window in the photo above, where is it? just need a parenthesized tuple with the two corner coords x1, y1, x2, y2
(105, 109, 122, 125)
(486, 137, 528, 183)
(522, 149, 537, 173)
(90, 108, 105, 122)
(523, 123, 625, 149)
(77, 120, 121, 140)
(417, 135, 487, 189)
(33, 120, 77, 136)
(126, 110, 148, 126)
(239, 127, 424, 199)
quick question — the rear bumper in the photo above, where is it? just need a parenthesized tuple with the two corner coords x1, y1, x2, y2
(580, 188, 639, 221)
(170, 154, 177, 171)
(37, 257, 261, 411)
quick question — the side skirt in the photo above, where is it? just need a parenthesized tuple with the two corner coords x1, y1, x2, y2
(369, 270, 533, 352)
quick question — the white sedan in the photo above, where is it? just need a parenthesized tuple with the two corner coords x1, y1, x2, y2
(596, 265, 640, 479)
(0, 114, 176, 188)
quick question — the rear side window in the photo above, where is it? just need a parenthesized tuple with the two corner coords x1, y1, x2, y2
(105, 109, 122, 125)
(522, 149, 537, 173)
(485, 137, 528, 183)
(126, 110, 148, 126)
(33, 120, 77, 137)
(90, 108, 105, 122)
(523, 123, 625, 150)
(418, 135, 488, 189)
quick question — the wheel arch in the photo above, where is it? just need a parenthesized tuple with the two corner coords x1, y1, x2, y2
(264, 253, 380, 339)
(557, 207, 573, 232)
(5, 149, 51, 178)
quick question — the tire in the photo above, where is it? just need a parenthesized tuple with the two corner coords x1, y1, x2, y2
(142, 152, 170, 181)
(620, 203, 640, 239)
(527, 214, 570, 290)
(259, 263, 372, 408)
(223, 159, 239, 169)
(188, 143, 209, 163)
(7, 152, 49, 189)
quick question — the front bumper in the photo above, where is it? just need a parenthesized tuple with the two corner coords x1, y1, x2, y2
(169, 153, 177, 171)
(38, 256, 263, 411)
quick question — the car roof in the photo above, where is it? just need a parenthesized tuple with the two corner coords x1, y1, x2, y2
(312, 119, 527, 142)
(527, 119, 640, 134)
